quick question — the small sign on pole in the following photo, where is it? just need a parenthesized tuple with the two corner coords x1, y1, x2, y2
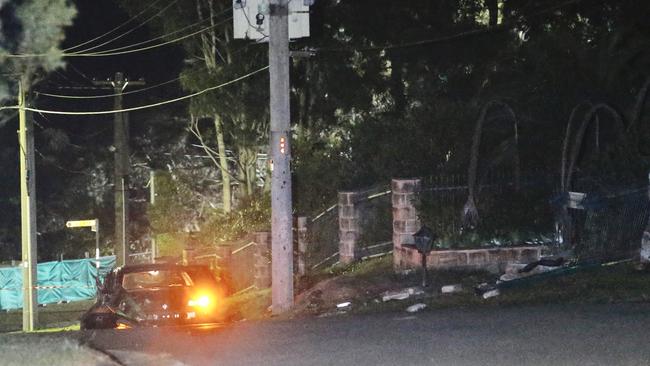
(66, 219, 98, 231)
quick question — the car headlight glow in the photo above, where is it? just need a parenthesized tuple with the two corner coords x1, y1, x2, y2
(188, 295, 211, 308)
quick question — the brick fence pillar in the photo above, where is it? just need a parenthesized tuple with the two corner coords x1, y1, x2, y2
(216, 245, 232, 269)
(392, 178, 421, 272)
(254, 231, 272, 288)
(296, 217, 309, 276)
(339, 191, 362, 265)
(216, 245, 233, 295)
(182, 248, 195, 265)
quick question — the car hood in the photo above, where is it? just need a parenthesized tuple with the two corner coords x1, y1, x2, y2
(125, 287, 191, 312)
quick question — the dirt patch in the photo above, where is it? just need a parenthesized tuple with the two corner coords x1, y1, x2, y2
(292, 255, 650, 317)
(292, 255, 496, 316)
(294, 275, 405, 315)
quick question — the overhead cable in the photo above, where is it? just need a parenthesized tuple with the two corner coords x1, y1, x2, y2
(34, 77, 181, 99)
(34, 42, 257, 100)
(74, 18, 231, 57)
(63, 0, 168, 52)
(70, 0, 180, 55)
(35, 76, 182, 99)
(3, 14, 232, 58)
(2, 66, 268, 115)
(88, 7, 232, 56)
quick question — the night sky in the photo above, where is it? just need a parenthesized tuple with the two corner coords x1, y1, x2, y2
(60, 0, 184, 88)
(0, 0, 189, 260)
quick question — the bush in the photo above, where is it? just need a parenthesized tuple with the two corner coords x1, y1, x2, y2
(197, 193, 271, 245)
(155, 232, 186, 257)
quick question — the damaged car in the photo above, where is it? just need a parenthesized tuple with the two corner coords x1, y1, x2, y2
(81, 263, 228, 329)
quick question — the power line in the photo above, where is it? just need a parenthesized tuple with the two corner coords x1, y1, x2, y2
(35, 76, 181, 99)
(63, 0, 168, 52)
(35, 148, 91, 175)
(2, 66, 269, 115)
(3, 15, 232, 59)
(87, 7, 233, 56)
(70, 0, 180, 55)
(68, 64, 95, 84)
(76, 17, 232, 57)
(34, 42, 257, 100)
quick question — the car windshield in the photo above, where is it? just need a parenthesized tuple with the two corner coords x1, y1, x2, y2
(122, 269, 194, 290)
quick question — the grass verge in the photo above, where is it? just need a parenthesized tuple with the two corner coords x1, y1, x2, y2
(0, 300, 94, 333)
(222, 288, 271, 321)
(295, 254, 650, 316)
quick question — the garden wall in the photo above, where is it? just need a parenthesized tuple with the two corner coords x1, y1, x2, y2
(392, 178, 543, 273)
(393, 245, 543, 273)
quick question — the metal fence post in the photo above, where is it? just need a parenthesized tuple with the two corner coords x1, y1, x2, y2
(297, 217, 309, 276)
(254, 232, 272, 288)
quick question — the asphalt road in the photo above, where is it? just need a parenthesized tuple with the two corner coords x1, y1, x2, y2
(81, 302, 650, 366)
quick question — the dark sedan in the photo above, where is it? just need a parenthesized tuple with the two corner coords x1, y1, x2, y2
(81, 263, 227, 329)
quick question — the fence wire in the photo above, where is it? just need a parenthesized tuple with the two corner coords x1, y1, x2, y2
(307, 185, 392, 270)
(304, 170, 650, 271)
(307, 206, 339, 269)
(420, 169, 557, 249)
(561, 178, 650, 261)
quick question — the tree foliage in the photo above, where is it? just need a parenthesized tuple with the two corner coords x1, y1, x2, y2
(0, 0, 76, 97)
(5, 0, 650, 258)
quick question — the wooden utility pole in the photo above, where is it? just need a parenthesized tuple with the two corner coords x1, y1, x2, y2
(18, 77, 37, 331)
(92, 72, 145, 267)
(269, 0, 293, 314)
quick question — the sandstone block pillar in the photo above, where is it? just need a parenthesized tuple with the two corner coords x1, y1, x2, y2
(339, 191, 362, 265)
(254, 231, 272, 288)
(392, 178, 421, 271)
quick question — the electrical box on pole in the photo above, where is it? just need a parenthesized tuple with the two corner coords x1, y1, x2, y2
(233, 0, 311, 41)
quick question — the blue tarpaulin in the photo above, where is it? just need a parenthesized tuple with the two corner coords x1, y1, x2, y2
(0, 256, 115, 310)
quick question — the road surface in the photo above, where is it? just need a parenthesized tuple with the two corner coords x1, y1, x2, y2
(81, 302, 650, 365)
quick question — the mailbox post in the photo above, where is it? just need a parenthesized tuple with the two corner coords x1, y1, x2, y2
(404, 226, 436, 287)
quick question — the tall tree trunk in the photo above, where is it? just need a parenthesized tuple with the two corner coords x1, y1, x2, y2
(389, 55, 406, 113)
(214, 114, 231, 213)
(463, 101, 519, 229)
(565, 104, 624, 190)
(246, 162, 254, 197)
(486, 0, 498, 27)
(247, 149, 255, 197)
(298, 61, 313, 127)
(627, 78, 650, 133)
(236, 149, 254, 199)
